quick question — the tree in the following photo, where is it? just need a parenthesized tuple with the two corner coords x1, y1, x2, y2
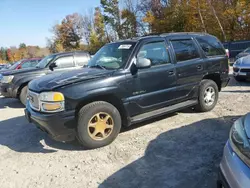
(88, 7, 107, 54)
(7, 49, 14, 62)
(50, 13, 84, 51)
(19, 43, 27, 49)
(1, 47, 7, 61)
(101, 0, 123, 39)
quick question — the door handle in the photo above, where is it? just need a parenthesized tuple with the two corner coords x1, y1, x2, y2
(168, 71, 175, 76)
(196, 65, 202, 70)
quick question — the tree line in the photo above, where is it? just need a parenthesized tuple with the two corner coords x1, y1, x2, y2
(2, 0, 250, 63)
(0, 44, 49, 64)
(48, 0, 250, 54)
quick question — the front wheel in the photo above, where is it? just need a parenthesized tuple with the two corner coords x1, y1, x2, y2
(77, 101, 121, 149)
(195, 79, 219, 112)
(19, 86, 28, 106)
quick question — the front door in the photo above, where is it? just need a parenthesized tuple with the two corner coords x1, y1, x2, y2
(130, 40, 177, 114)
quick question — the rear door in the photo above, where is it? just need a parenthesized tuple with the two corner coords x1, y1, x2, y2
(169, 38, 204, 102)
(74, 53, 91, 67)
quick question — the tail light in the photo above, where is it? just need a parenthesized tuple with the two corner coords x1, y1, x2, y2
(225, 49, 230, 58)
(16, 65, 21, 69)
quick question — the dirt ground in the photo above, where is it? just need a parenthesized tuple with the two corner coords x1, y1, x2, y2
(0, 73, 249, 188)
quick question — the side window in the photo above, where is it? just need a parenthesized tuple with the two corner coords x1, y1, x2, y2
(196, 36, 225, 56)
(21, 61, 32, 68)
(54, 56, 74, 68)
(30, 60, 39, 67)
(137, 41, 171, 66)
(75, 55, 90, 66)
(171, 40, 200, 62)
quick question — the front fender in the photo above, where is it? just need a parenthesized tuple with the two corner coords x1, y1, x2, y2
(13, 75, 44, 97)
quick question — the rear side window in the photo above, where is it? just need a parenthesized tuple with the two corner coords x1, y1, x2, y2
(196, 36, 225, 56)
(75, 54, 90, 66)
(171, 40, 200, 62)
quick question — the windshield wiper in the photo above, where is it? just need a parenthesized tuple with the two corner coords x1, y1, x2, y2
(89, 64, 106, 70)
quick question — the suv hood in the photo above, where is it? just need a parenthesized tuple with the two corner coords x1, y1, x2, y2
(1, 67, 45, 76)
(29, 68, 113, 92)
(239, 55, 250, 66)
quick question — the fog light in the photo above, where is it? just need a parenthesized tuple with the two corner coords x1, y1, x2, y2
(42, 102, 64, 112)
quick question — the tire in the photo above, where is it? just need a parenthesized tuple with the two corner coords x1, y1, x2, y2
(77, 101, 121, 149)
(235, 76, 245, 82)
(195, 79, 219, 112)
(20, 86, 28, 106)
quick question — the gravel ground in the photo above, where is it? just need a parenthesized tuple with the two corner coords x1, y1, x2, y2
(0, 73, 250, 188)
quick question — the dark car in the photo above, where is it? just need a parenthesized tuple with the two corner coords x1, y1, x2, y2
(233, 55, 250, 81)
(0, 51, 90, 104)
(235, 47, 250, 60)
(217, 114, 250, 188)
(25, 32, 229, 149)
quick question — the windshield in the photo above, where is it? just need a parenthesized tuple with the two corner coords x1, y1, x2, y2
(36, 55, 56, 68)
(244, 48, 250, 53)
(88, 42, 136, 69)
(9, 61, 21, 70)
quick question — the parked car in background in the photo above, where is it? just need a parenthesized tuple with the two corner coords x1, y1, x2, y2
(233, 55, 250, 81)
(25, 32, 229, 149)
(0, 51, 90, 104)
(0, 58, 42, 74)
(217, 113, 250, 188)
(235, 47, 250, 60)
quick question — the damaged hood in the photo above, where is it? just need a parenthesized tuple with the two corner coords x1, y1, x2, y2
(29, 68, 113, 92)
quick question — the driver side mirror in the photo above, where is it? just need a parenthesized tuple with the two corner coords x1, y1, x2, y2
(49, 62, 57, 71)
(136, 58, 151, 69)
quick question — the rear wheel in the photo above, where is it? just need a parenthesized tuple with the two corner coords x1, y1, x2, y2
(77, 101, 121, 149)
(195, 79, 218, 112)
(20, 86, 28, 106)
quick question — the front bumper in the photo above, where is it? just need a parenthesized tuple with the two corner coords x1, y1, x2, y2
(218, 141, 250, 188)
(0, 83, 13, 97)
(25, 102, 77, 142)
(233, 66, 250, 78)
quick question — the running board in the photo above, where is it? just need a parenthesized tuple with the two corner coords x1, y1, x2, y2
(130, 100, 198, 124)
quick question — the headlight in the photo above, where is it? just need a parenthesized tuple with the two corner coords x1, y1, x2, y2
(40, 92, 64, 102)
(39, 92, 65, 112)
(230, 117, 250, 166)
(1, 75, 14, 83)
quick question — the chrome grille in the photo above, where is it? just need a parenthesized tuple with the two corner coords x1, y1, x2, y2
(28, 90, 40, 111)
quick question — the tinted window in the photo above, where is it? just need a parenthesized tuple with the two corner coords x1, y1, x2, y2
(75, 55, 89, 66)
(137, 41, 170, 66)
(171, 40, 200, 62)
(196, 36, 225, 56)
(54, 56, 74, 68)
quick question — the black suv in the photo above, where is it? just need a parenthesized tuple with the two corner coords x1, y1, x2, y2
(25, 33, 229, 149)
(0, 51, 90, 105)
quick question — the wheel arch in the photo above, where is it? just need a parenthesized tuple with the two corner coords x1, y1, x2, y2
(17, 81, 29, 98)
(202, 73, 221, 91)
(75, 94, 129, 127)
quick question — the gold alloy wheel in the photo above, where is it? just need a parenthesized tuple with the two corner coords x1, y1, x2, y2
(87, 112, 114, 141)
